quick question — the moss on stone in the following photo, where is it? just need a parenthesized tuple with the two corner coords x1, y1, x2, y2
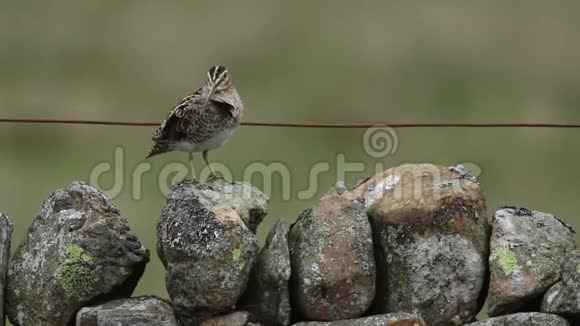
(491, 247, 521, 276)
(56, 244, 95, 299)
(529, 244, 556, 280)
(532, 259, 552, 280)
(576, 263, 580, 275)
(232, 247, 241, 261)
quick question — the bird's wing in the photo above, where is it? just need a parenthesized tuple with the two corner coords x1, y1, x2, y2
(152, 92, 201, 142)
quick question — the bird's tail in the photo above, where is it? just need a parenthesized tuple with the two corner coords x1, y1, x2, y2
(146, 143, 170, 159)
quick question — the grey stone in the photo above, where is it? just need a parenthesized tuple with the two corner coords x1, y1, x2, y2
(239, 219, 291, 325)
(178, 177, 269, 234)
(292, 312, 426, 326)
(541, 249, 580, 323)
(201, 311, 260, 326)
(157, 179, 263, 325)
(76, 296, 178, 326)
(355, 163, 489, 325)
(0, 213, 13, 326)
(6, 181, 150, 326)
(289, 183, 376, 321)
(487, 207, 575, 316)
(465, 312, 570, 326)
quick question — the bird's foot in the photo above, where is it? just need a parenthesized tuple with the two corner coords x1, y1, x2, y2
(206, 173, 232, 183)
(206, 173, 220, 181)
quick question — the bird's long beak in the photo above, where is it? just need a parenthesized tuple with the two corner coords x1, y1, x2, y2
(203, 82, 219, 107)
(203, 73, 227, 107)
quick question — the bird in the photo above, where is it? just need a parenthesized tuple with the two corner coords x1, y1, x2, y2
(146, 65, 244, 179)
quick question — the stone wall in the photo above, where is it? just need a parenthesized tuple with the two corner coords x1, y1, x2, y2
(0, 163, 578, 326)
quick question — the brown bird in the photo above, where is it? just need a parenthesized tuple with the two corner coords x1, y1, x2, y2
(147, 66, 244, 179)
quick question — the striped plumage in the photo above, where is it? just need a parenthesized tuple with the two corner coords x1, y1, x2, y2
(147, 66, 243, 178)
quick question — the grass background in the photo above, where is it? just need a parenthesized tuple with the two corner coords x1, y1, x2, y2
(1, 0, 580, 320)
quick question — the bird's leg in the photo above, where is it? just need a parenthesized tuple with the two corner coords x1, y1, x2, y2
(203, 150, 217, 177)
(188, 151, 196, 180)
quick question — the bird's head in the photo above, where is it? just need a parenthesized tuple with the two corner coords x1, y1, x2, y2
(203, 65, 243, 116)
(206, 65, 232, 95)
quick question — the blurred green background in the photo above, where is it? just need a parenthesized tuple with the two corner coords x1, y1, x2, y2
(1, 0, 580, 318)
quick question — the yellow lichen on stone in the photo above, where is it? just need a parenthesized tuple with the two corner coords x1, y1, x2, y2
(56, 244, 95, 299)
(491, 247, 522, 276)
(232, 247, 241, 261)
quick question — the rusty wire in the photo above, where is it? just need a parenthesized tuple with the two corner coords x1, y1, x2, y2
(1, 118, 580, 129)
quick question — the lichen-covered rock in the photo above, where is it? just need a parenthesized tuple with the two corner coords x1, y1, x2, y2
(355, 164, 489, 325)
(201, 311, 260, 326)
(289, 183, 375, 321)
(239, 219, 291, 325)
(541, 249, 580, 323)
(6, 181, 149, 326)
(157, 179, 263, 325)
(464, 312, 570, 325)
(0, 213, 13, 326)
(487, 207, 575, 316)
(76, 296, 178, 326)
(292, 312, 426, 326)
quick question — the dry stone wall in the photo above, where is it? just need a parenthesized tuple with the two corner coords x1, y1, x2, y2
(1, 164, 578, 325)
